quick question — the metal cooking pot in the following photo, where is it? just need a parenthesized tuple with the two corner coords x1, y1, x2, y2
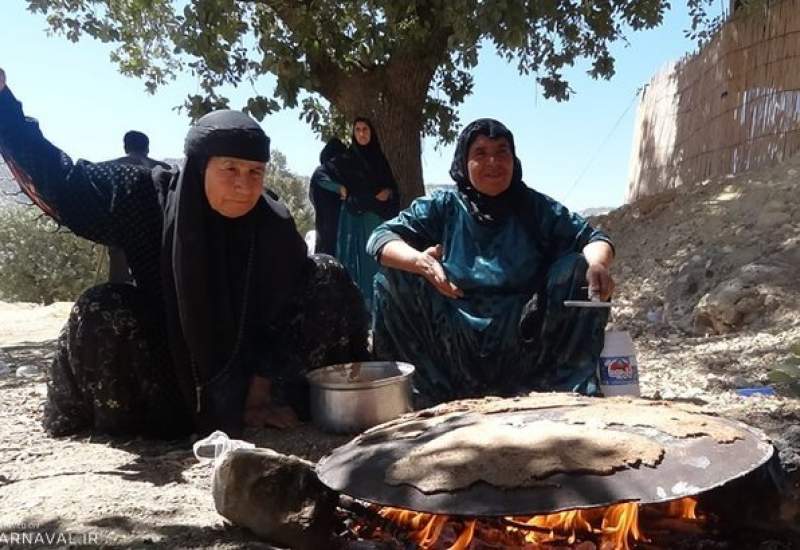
(306, 361, 415, 434)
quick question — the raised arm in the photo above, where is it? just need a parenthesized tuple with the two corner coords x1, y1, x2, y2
(0, 68, 154, 246)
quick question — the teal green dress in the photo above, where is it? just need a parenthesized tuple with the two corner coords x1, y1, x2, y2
(366, 188, 613, 407)
(314, 171, 382, 310)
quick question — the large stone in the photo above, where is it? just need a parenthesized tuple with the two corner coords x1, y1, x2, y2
(691, 262, 792, 334)
(213, 447, 339, 550)
(693, 278, 764, 334)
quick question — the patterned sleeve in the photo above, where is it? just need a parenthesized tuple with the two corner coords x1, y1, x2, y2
(366, 191, 447, 260)
(530, 190, 614, 258)
(0, 87, 153, 246)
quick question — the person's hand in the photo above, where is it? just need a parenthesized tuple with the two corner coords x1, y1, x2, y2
(243, 375, 301, 429)
(0, 68, 6, 92)
(586, 262, 615, 302)
(339, 186, 348, 200)
(375, 188, 392, 202)
(415, 244, 463, 299)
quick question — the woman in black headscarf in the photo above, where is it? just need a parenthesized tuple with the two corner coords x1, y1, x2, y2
(0, 68, 368, 437)
(366, 118, 615, 407)
(317, 118, 399, 310)
(308, 138, 347, 255)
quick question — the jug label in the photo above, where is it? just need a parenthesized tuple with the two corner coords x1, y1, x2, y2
(599, 356, 638, 385)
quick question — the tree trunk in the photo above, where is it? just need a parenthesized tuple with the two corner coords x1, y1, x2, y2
(371, 102, 425, 208)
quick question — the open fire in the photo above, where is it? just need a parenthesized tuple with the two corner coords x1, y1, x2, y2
(352, 497, 701, 549)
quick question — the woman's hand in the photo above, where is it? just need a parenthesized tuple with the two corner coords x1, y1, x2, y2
(0, 68, 6, 92)
(339, 186, 348, 200)
(378, 240, 462, 299)
(375, 188, 392, 202)
(586, 263, 615, 301)
(415, 244, 463, 299)
(583, 240, 615, 301)
(243, 375, 301, 429)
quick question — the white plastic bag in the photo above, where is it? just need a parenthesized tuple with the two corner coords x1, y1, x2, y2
(193, 430, 255, 467)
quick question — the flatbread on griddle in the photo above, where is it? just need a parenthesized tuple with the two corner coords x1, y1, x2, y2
(385, 418, 664, 493)
(563, 402, 742, 443)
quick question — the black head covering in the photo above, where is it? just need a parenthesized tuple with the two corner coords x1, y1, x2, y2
(184, 110, 271, 162)
(351, 117, 382, 160)
(319, 137, 347, 164)
(449, 118, 526, 225)
(158, 110, 309, 434)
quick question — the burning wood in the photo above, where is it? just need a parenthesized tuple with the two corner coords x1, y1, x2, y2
(351, 497, 701, 550)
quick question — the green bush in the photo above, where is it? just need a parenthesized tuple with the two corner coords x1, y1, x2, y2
(0, 206, 106, 304)
(265, 151, 314, 237)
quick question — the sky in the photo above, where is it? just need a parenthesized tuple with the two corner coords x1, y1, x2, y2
(1, 2, 725, 212)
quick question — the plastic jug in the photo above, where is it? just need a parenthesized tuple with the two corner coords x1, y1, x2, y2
(597, 330, 640, 397)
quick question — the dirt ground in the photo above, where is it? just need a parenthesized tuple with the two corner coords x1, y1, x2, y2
(0, 303, 351, 549)
(2, 155, 800, 548)
(2, 303, 799, 550)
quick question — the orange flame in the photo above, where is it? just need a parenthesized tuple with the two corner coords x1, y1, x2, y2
(666, 496, 699, 519)
(601, 502, 643, 549)
(448, 519, 475, 550)
(374, 497, 701, 549)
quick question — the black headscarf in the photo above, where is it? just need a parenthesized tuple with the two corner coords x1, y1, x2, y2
(350, 117, 396, 189)
(320, 137, 347, 165)
(449, 118, 527, 226)
(158, 110, 310, 434)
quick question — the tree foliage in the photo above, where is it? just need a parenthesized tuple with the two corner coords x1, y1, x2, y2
(26, 0, 720, 200)
(0, 205, 106, 304)
(264, 149, 314, 237)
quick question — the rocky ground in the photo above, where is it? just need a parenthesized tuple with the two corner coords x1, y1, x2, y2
(2, 155, 800, 549)
(592, 153, 800, 475)
(0, 304, 349, 549)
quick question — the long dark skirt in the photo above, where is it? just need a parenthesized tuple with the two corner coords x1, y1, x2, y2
(372, 253, 609, 408)
(43, 254, 369, 438)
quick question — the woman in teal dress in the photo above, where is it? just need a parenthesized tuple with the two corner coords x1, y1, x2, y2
(315, 118, 399, 309)
(366, 119, 616, 407)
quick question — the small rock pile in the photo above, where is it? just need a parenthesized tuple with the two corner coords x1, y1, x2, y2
(594, 159, 800, 337)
